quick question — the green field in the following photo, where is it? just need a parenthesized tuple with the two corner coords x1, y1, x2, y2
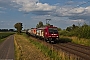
(0, 32, 15, 42)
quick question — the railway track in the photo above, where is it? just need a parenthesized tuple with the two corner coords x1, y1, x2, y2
(53, 43, 90, 60)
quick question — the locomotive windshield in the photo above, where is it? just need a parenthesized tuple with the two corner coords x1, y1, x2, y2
(49, 28, 58, 34)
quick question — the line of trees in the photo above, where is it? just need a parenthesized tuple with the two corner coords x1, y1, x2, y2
(0, 29, 15, 32)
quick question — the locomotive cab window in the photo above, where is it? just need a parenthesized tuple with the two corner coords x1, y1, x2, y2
(49, 28, 58, 34)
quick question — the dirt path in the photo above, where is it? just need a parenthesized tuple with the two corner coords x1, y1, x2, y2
(14, 34, 50, 60)
(0, 35, 14, 60)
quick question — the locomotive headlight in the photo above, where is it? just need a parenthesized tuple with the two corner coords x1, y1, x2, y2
(57, 36, 58, 37)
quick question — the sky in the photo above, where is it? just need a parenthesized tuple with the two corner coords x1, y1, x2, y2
(0, 0, 90, 29)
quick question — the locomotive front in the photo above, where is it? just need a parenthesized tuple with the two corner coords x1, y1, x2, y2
(44, 25, 59, 42)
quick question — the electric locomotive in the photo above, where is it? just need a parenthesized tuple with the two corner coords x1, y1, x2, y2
(36, 25, 59, 42)
(26, 25, 59, 43)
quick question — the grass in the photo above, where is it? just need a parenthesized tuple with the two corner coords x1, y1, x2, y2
(60, 35, 90, 46)
(70, 37, 90, 46)
(30, 39, 60, 60)
(14, 34, 50, 60)
(14, 36, 21, 60)
(0, 38, 6, 43)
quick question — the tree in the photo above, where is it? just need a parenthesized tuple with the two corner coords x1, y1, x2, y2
(46, 23, 50, 26)
(36, 21, 43, 28)
(58, 28, 62, 31)
(14, 22, 23, 33)
(66, 26, 72, 31)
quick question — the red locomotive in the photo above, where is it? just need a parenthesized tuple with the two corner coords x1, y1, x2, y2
(26, 25, 59, 43)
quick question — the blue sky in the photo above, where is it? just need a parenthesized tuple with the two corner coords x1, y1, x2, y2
(0, 0, 90, 29)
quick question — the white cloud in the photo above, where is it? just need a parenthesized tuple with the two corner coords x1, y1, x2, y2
(11, 0, 56, 12)
(0, 0, 90, 23)
(69, 7, 85, 14)
(85, 6, 90, 13)
(0, 0, 89, 17)
(55, 7, 85, 17)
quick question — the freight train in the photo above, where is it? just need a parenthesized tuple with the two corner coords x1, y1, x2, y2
(26, 25, 59, 43)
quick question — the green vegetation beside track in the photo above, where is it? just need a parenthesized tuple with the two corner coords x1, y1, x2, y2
(60, 36, 90, 46)
(27, 36, 61, 60)
(58, 24, 90, 46)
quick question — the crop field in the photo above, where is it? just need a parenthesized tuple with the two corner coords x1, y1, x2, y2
(0, 32, 15, 42)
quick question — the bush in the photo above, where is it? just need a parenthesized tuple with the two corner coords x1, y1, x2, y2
(59, 30, 69, 36)
(78, 26, 90, 39)
(60, 24, 90, 39)
(59, 37, 72, 43)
